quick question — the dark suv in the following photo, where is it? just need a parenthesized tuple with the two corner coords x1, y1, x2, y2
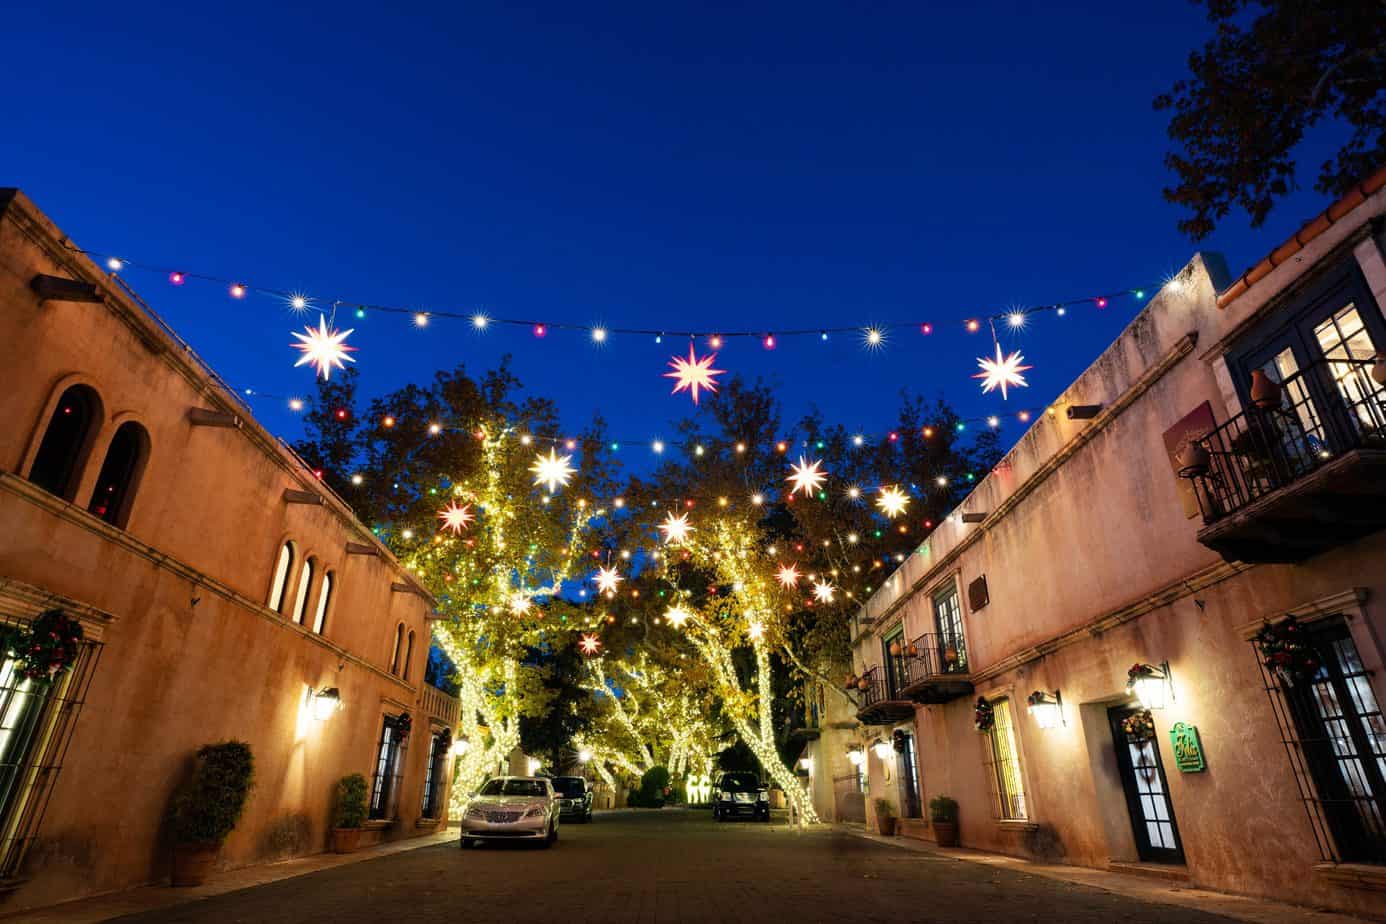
(712, 772, 770, 822)
(551, 776, 593, 823)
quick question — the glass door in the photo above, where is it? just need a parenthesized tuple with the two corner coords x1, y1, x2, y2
(882, 628, 905, 698)
(1108, 705, 1184, 863)
(896, 731, 921, 818)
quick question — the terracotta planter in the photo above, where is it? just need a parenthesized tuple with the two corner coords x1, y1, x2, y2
(857, 678, 869, 691)
(1249, 369, 1283, 410)
(888, 641, 902, 657)
(332, 827, 362, 854)
(878, 816, 897, 837)
(844, 674, 856, 690)
(932, 820, 958, 847)
(943, 647, 959, 665)
(171, 842, 219, 887)
(1176, 441, 1210, 478)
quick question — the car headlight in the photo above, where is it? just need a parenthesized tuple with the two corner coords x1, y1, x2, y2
(523, 804, 544, 818)
(757, 791, 769, 802)
(719, 791, 733, 801)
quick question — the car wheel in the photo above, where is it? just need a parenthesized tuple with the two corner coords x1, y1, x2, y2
(461, 837, 475, 849)
(542, 823, 557, 848)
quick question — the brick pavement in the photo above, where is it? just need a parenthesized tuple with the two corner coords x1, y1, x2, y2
(84, 809, 1308, 924)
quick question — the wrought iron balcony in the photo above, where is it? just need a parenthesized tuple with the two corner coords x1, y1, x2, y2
(898, 633, 974, 704)
(1186, 359, 1386, 562)
(855, 665, 915, 726)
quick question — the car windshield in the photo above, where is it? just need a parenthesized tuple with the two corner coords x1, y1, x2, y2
(551, 778, 586, 797)
(478, 779, 548, 797)
(719, 773, 762, 792)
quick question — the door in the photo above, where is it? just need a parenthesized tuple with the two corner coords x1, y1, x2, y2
(1108, 705, 1184, 863)
(882, 628, 905, 697)
(897, 731, 921, 818)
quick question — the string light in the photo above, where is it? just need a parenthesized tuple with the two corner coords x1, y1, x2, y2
(529, 448, 576, 493)
(472, 313, 489, 330)
(591, 326, 608, 343)
(229, 283, 247, 299)
(786, 456, 828, 497)
(413, 312, 429, 327)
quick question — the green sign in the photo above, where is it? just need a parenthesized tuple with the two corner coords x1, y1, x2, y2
(1169, 722, 1206, 773)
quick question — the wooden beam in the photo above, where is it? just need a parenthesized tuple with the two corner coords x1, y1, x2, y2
(345, 542, 380, 556)
(30, 274, 102, 304)
(187, 407, 242, 429)
(283, 489, 322, 506)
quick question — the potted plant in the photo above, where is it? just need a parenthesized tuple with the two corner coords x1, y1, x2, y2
(170, 741, 254, 887)
(873, 798, 897, 836)
(331, 773, 369, 853)
(930, 795, 959, 847)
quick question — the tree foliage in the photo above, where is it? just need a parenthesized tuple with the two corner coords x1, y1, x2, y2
(1156, 0, 1386, 239)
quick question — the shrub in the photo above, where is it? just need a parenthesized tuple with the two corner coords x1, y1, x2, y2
(638, 766, 670, 806)
(333, 774, 368, 829)
(929, 795, 959, 823)
(873, 797, 896, 820)
(171, 741, 255, 845)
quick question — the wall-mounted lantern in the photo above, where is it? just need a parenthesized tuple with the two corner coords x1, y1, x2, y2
(578, 748, 593, 763)
(450, 737, 471, 757)
(798, 756, 814, 773)
(846, 748, 866, 767)
(311, 687, 341, 721)
(527, 757, 542, 776)
(1026, 689, 1064, 729)
(872, 739, 894, 761)
(1127, 661, 1173, 710)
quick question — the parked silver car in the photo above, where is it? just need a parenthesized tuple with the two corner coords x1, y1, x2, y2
(460, 776, 560, 848)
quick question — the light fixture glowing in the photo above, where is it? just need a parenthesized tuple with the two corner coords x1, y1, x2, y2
(863, 327, 886, 350)
(289, 293, 309, 311)
(169, 271, 186, 285)
(1027, 690, 1064, 729)
(1127, 662, 1172, 710)
(291, 315, 357, 380)
(747, 621, 765, 640)
(659, 511, 693, 544)
(578, 748, 593, 763)
(472, 313, 489, 329)
(813, 580, 836, 603)
(872, 739, 893, 761)
(591, 326, 608, 343)
(786, 456, 828, 497)
(439, 501, 475, 534)
(875, 485, 910, 518)
(578, 633, 602, 656)
(652, 440, 665, 454)
(350, 474, 364, 486)
(750, 493, 764, 506)
(428, 422, 442, 435)
(846, 748, 865, 766)
(593, 565, 623, 596)
(230, 283, 247, 298)
(530, 448, 576, 493)
(287, 397, 305, 412)
(777, 563, 801, 588)
(311, 687, 341, 721)
(974, 343, 1032, 400)
(1007, 311, 1026, 328)
(664, 606, 692, 628)
(413, 312, 429, 327)
(664, 344, 724, 405)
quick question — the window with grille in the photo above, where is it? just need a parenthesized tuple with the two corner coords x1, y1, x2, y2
(0, 616, 102, 880)
(368, 715, 406, 821)
(983, 697, 1028, 820)
(1260, 617, 1386, 863)
(932, 584, 967, 671)
(421, 732, 448, 819)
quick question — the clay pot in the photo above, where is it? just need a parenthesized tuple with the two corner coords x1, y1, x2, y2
(906, 643, 919, 658)
(878, 816, 897, 837)
(932, 820, 959, 848)
(332, 828, 362, 854)
(857, 677, 869, 691)
(1176, 441, 1210, 479)
(171, 842, 219, 887)
(943, 647, 959, 665)
(888, 641, 902, 657)
(844, 674, 857, 690)
(1250, 369, 1283, 410)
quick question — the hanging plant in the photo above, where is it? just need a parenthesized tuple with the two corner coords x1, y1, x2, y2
(1121, 709, 1156, 743)
(1253, 616, 1321, 687)
(973, 697, 994, 733)
(0, 609, 83, 684)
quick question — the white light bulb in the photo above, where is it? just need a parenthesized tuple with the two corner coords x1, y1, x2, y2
(472, 314, 488, 329)
(592, 327, 608, 343)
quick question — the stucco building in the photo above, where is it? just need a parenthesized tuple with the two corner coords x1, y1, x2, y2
(850, 167, 1386, 918)
(0, 189, 459, 914)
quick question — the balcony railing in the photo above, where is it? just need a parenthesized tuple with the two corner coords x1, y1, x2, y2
(898, 633, 974, 704)
(856, 665, 915, 725)
(1188, 358, 1386, 562)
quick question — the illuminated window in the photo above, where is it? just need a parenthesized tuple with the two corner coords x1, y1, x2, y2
(267, 542, 296, 613)
(27, 385, 102, 502)
(984, 698, 1028, 820)
(291, 557, 316, 625)
(368, 714, 407, 820)
(311, 571, 333, 634)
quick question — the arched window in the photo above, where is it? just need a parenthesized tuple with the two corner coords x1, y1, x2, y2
(267, 542, 295, 612)
(291, 557, 316, 625)
(86, 422, 150, 528)
(390, 623, 405, 675)
(28, 385, 102, 501)
(312, 571, 333, 634)
(403, 630, 416, 681)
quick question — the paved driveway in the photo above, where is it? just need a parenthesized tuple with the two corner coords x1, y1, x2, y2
(111, 809, 1247, 924)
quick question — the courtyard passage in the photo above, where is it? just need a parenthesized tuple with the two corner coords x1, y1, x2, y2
(92, 809, 1347, 924)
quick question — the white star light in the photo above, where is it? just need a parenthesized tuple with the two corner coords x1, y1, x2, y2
(508, 593, 533, 617)
(777, 563, 801, 588)
(530, 448, 576, 493)
(786, 456, 828, 497)
(593, 566, 624, 596)
(438, 501, 475, 534)
(747, 621, 765, 640)
(659, 512, 693, 544)
(876, 485, 910, 519)
(664, 344, 725, 405)
(974, 343, 1033, 400)
(291, 315, 357, 380)
(813, 580, 836, 604)
(578, 633, 602, 656)
(664, 606, 692, 628)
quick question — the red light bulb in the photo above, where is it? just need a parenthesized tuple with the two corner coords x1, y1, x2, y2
(920, 323, 933, 335)
(763, 334, 775, 349)
(1096, 297, 1108, 309)
(534, 324, 546, 337)
(169, 271, 186, 286)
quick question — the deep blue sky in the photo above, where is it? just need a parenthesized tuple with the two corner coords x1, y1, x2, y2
(3, 2, 1346, 469)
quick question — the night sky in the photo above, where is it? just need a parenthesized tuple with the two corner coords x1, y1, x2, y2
(3, 2, 1350, 474)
